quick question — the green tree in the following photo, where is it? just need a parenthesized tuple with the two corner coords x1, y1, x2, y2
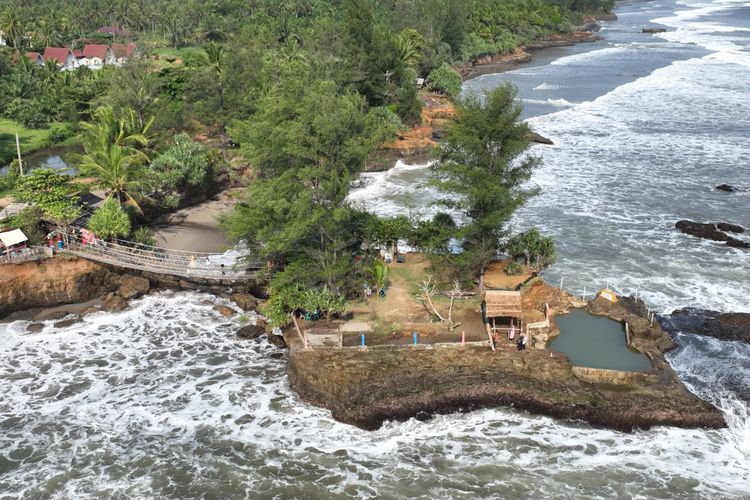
(15, 168, 81, 226)
(87, 197, 132, 239)
(79, 143, 148, 210)
(394, 67, 423, 126)
(1, 12, 25, 49)
(225, 72, 396, 297)
(433, 83, 540, 289)
(427, 62, 462, 97)
(506, 228, 556, 269)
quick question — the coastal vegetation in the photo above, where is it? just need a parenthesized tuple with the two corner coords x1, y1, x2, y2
(0, 0, 608, 321)
(433, 83, 541, 289)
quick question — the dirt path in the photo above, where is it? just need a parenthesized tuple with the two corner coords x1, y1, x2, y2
(152, 189, 242, 253)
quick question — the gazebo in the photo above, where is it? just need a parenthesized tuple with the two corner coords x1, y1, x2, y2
(0, 228, 29, 256)
(483, 289, 524, 338)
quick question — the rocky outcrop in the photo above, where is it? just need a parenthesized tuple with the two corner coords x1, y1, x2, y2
(287, 345, 723, 432)
(286, 286, 724, 432)
(643, 27, 667, 33)
(529, 132, 554, 145)
(717, 222, 744, 233)
(102, 292, 128, 313)
(716, 184, 737, 192)
(231, 293, 258, 311)
(660, 308, 750, 344)
(117, 275, 151, 300)
(237, 324, 265, 339)
(675, 220, 750, 248)
(370, 95, 456, 169)
(0, 256, 120, 318)
(213, 305, 237, 318)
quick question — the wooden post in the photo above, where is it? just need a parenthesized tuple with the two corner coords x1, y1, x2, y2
(291, 314, 307, 350)
(15, 133, 23, 176)
(486, 323, 495, 351)
(461, 330, 465, 345)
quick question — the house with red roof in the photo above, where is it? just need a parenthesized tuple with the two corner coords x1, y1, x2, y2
(79, 44, 116, 69)
(13, 51, 45, 67)
(43, 47, 78, 71)
(110, 43, 139, 64)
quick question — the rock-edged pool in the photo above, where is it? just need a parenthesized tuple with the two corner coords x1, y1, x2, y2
(550, 309, 652, 372)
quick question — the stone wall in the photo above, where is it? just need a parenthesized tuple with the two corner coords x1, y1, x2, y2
(571, 366, 658, 386)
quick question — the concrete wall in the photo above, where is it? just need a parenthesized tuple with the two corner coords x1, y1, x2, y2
(571, 366, 657, 386)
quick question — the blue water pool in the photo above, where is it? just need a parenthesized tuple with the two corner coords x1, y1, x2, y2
(550, 309, 652, 372)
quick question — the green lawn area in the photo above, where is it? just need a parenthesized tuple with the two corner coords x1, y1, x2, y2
(0, 118, 53, 165)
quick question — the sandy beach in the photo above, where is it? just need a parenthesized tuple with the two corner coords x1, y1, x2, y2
(152, 189, 242, 253)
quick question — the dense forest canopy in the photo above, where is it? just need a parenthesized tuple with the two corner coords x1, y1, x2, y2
(0, 0, 606, 320)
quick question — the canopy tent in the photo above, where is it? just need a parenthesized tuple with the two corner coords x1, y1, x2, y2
(484, 290, 523, 318)
(0, 228, 28, 248)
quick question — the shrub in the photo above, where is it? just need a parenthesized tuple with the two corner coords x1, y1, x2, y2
(181, 48, 209, 67)
(427, 63, 462, 97)
(504, 261, 523, 276)
(131, 227, 157, 246)
(88, 198, 132, 239)
(48, 123, 74, 144)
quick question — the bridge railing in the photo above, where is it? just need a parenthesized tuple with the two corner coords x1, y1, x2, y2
(62, 233, 262, 281)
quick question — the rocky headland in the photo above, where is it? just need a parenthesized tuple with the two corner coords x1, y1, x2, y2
(285, 280, 726, 432)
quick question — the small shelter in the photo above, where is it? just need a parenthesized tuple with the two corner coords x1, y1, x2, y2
(0, 228, 29, 255)
(483, 289, 524, 337)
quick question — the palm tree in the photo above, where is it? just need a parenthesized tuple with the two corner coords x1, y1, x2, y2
(79, 143, 148, 210)
(205, 42, 226, 132)
(31, 18, 63, 48)
(80, 106, 154, 158)
(1, 12, 25, 49)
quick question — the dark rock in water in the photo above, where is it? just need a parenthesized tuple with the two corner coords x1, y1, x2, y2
(237, 324, 265, 340)
(725, 238, 750, 249)
(717, 222, 744, 234)
(26, 323, 44, 333)
(117, 275, 150, 300)
(54, 318, 81, 329)
(529, 132, 554, 145)
(579, 21, 601, 32)
(231, 293, 257, 311)
(102, 293, 127, 313)
(715, 184, 736, 192)
(266, 333, 287, 349)
(642, 27, 667, 33)
(660, 307, 750, 344)
(675, 220, 729, 242)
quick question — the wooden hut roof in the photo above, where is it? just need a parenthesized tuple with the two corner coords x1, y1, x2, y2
(484, 290, 523, 318)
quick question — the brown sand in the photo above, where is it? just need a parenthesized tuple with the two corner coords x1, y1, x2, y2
(152, 189, 242, 253)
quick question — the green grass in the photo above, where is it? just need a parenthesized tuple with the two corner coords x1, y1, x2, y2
(0, 118, 54, 165)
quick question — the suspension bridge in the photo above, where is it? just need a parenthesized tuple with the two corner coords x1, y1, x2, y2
(62, 233, 263, 282)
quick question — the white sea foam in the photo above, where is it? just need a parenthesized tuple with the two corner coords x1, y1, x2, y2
(522, 98, 577, 108)
(0, 293, 748, 497)
(533, 82, 563, 91)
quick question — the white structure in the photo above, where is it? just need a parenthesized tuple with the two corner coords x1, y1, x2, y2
(43, 47, 78, 71)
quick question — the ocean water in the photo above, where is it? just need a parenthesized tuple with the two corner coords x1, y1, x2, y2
(1, 292, 748, 498)
(2, 0, 750, 497)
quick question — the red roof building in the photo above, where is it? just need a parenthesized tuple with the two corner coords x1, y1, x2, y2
(42, 47, 77, 70)
(111, 43, 138, 59)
